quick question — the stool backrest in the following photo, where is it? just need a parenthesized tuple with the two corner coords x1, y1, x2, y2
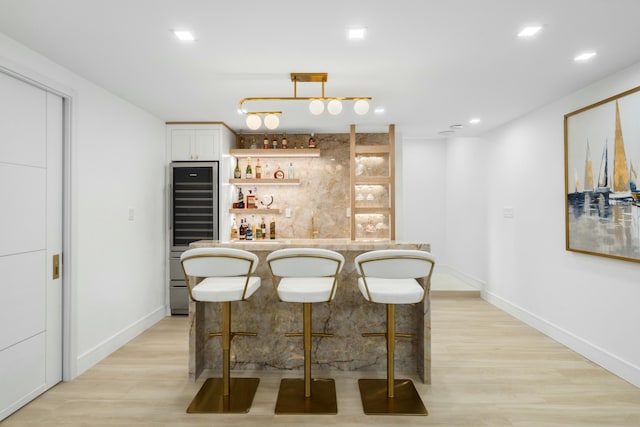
(355, 249, 435, 280)
(181, 247, 259, 278)
(267, 248, 345, 278)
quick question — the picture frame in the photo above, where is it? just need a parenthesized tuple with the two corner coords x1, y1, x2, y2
(564, 85, 640, 263)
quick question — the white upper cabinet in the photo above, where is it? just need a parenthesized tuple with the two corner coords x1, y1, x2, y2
(169, 127, 220, 161)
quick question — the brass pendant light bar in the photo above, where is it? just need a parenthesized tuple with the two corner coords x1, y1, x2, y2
(238, 72, 372, 112)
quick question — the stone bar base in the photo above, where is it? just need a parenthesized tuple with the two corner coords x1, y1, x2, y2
(187, 239, 431, 384)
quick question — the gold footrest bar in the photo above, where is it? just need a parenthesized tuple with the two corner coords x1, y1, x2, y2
(275, 378, 337, 414)
(358, 378, 427, 416)
(209, 331, 257, 338)
(285, 332, 333, 338)
(362, 332, 413, 338)
(186, 377, 260, 414)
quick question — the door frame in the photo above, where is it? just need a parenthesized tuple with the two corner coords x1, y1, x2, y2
(0, 61, 77, 381)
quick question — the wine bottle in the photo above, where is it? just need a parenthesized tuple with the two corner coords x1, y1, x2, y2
(263, 133, 269, 149)
(245, 157, 253, 179)
(237, 187, 244, 209)
(239, 219, 246, 240)
(282, 133, 288, 149)
(288, 162, 295, 179)
(270, 216, 276, 240)
(245, 218, 253, 240)
(260, 216, 267, 239)
(231, 218, 238, 240)
(233, 158, 241, 179)
(255, 158, 262, 179)
(272, 134, 278, 149)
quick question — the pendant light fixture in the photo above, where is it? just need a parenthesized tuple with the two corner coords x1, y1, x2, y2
(239, 73, 372, 130)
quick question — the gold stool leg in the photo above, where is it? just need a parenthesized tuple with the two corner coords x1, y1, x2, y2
(187, 301, 259, 414)
(358, 304, 427, 416)
(275, 303, 337, 414)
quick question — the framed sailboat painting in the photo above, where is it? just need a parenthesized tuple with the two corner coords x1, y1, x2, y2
(564, 85, 640, 263)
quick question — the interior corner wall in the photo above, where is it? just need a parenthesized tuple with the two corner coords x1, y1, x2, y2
(398, 138, 446, 258)
(0, 32, 167, 379)
(441, 137, 488, 284)
(481, 61, 640, 387)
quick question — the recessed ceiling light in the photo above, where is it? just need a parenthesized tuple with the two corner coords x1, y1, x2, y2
(574, 51, 597, 62)
(374, 107, 385, 114)
(348, 28, 367, 40)
(518, 26, 542, 37)
(469, 118, 481, 124)
(450, 124, 464, 130)
(172, 30, 195, 41)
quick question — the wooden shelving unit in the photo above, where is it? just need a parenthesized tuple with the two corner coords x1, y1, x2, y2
(230, 148, 320, 158)
(229, 208, 281, 214)
(229, 178, 300, 185)
(350, 124, 395, 241)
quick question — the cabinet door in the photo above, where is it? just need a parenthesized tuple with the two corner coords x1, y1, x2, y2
(170, 129, 194, 161)
(170, 129, 220, 161)
(194, 129, 219, 161)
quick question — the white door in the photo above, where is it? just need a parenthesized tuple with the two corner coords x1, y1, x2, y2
(0, 71, 63, 420)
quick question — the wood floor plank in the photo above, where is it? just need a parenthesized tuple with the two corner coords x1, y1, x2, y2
(3, 296, 640, 426)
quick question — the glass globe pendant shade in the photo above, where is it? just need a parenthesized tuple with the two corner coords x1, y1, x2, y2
(263, 114, 280, 130)
(327, 99, 343, 115)
(246, 114, 261, 130)
(354, 99, 370, 115)
(309, 99, 325, 115)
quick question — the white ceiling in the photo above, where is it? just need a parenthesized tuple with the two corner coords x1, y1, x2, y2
(1, 0, 640, 138)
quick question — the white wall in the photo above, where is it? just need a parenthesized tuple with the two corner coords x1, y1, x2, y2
(426, 63, 640, 387)
(398, 138, 447, 255)
(0, 33, 167, 378)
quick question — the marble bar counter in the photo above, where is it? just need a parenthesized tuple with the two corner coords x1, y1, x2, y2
(187, 239, 432, 384)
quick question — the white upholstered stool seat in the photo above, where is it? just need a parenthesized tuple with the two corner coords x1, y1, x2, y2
(192, 276, 261, 302)
(357, 277, 424, 304)
(354, 249, 435, 416)
(267, 248, 344, 414)
(180, 247, 261, 414)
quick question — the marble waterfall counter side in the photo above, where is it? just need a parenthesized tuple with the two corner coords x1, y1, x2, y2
(187, 239, 432, 384)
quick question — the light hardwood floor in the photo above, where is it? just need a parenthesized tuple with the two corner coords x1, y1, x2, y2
(4, 296, 640, 426)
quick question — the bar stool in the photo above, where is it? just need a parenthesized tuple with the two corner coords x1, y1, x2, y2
(354, 249, 435, 415)
(267, 248, 345, 414)
(180, 247, 261, 413)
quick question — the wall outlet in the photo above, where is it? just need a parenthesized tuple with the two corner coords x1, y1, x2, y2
(346, 207, 351, 217)
(285, 208, 291, 217)
(503, 207, 514, 218)
(128, 207, 135, 221)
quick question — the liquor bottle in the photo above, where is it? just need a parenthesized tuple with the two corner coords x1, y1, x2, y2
(282, 133, 288, 149)
(260, 216, 267, 239)
(255, 216, 262, 239)
(237, 187, 244, 209)
(231, 218, 238, 240)
(272, 134, 278, 149)
(308, 133, 317, 148)
(270, 216, 276, 240)
(255, 158, 262, 179)
(288, 162, 295, 179)
(263, 133, 269, 149)
(233, 158, 241, 179)
(245, 218, 253, 240)
(239, 219, 246, 240)
(245, 157, 253, 179)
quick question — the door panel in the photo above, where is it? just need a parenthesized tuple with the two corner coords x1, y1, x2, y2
(0, 73, 63, 420)
(0, 163, 46, 256)
(0, 252, 46, 351)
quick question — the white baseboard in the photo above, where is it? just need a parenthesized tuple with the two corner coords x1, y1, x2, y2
(483, 290, 640, 389)
(434, 265, 485, 290)
(75, 306, 166, 377)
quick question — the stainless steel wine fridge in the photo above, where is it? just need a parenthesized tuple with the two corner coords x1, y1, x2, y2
(169, 162, 218, 314)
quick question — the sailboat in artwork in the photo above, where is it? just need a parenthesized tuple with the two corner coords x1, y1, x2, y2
(611, 100, 632, 200)
(595, 141, 609, 193)
(584, 140, 594, 192)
